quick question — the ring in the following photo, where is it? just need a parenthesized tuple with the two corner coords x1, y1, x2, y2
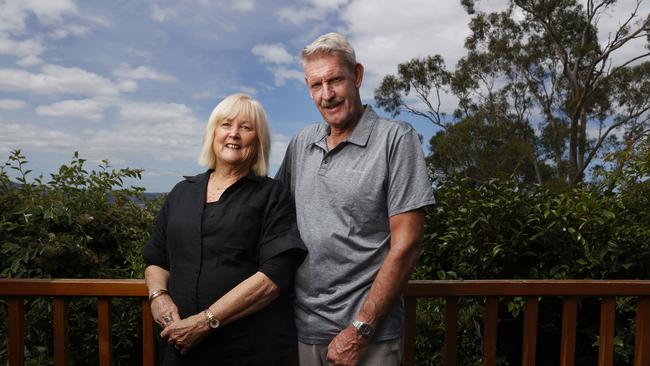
(162, 315, 172, 323)
(174, 344, 181, 350)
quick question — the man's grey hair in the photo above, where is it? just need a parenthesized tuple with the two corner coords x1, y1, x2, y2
(301, 32, 357, 69)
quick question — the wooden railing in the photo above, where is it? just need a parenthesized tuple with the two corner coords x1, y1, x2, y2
(1, 279, 650, 365)
(0, 279, 152, 366)
(403, 280, 650, 366)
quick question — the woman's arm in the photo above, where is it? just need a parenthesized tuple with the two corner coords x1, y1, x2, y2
(160, 271, 279, 355)
(145, 265, 180, 327)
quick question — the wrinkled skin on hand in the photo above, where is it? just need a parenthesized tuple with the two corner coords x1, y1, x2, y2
(326, 325, 369, 366)
(150, 294, 180, 328)
(160, 313, 211, 355)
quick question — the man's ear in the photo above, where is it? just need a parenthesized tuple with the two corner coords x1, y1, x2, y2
(354, 63, 364, 89)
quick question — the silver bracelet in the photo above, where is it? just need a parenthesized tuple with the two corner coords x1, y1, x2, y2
(148, 289, 169, 303)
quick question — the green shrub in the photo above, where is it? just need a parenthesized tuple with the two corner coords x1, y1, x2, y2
(413, 138, 650, 364)
(0, 150, 162, 365)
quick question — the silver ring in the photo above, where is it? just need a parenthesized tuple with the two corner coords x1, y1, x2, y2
(174, 343, 181, 350)
(162, 315, 172, 323)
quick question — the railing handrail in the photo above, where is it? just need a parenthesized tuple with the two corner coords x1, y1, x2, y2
(3, 278, 650, 297)
(405, 279, 650, 297)
(0, 278, 147, 297)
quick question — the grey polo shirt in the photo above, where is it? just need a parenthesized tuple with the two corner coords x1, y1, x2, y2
(276, 106, 435, 344)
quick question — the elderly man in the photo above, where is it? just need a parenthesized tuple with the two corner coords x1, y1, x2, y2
(276, 32, 435, 366)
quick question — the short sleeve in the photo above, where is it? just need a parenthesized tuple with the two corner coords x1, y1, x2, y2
(257, 180, 307, 265)
(259, 250, 302, 292)
(142, 195, 170, 269)
(387, 127, 436, 216)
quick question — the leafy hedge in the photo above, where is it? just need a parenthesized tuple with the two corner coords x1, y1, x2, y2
(413, 138, 650, 365)
(0, 150, 161, 365)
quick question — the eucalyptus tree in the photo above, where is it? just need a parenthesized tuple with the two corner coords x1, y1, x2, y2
(375, 0, 650, 186)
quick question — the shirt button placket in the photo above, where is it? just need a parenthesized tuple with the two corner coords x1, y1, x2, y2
(318, 156, 329, 176)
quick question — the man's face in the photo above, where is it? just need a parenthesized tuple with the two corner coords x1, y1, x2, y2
(304, 54, 364, 130)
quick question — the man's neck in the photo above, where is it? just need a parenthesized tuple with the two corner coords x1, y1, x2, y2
(326, 105, 365, 150)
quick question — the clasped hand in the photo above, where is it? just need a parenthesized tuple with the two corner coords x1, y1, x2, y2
(150, 295, 209, 355)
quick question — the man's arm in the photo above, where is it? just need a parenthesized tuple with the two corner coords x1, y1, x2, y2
(326, 209, 424, 366)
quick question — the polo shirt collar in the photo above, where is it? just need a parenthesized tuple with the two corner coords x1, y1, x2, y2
(310, 105, 378, 149)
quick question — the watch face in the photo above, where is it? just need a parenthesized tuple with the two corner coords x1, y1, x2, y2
(359, 324, 372, 336)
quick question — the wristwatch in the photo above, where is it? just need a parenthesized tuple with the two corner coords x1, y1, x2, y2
(204, 309, 220, 329)
(352, 320, 375, 338)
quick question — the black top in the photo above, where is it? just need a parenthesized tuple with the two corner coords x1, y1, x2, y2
(143, 170, 306, 365)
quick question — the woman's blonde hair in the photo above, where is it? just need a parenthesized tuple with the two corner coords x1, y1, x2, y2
(197, 93, 270, 176)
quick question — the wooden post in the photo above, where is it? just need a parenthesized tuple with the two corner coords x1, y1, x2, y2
(598, 297, 616, 366)
(634, 297, 650, 366)
(401, 297, 417, 366)
(53, 298, 69, 366)
(444, 297, 459, 366)
(7, 297, 25, 366)
(560, 297, 578, 366)
(142, 299, 155, 366)
(482, 297, 498, 366)
(522, 297, 539, 366)
(97, 297, 112, 366)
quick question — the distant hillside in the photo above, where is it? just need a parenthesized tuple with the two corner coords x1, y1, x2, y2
(4, 180, 165, 204)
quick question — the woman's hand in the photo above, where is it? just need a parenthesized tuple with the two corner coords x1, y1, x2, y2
(160, 313, 211, 355)
(150, 294, 180, 329)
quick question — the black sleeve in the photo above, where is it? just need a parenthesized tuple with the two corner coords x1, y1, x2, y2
(142, 195, 170, 269)
(259, 249, 303, 292)
(257, 180, 306, 270)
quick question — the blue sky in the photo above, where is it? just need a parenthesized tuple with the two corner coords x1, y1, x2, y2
(1, 0, 647, 192)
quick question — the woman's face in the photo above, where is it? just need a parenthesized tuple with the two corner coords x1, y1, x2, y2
(212, 115, 258, 170)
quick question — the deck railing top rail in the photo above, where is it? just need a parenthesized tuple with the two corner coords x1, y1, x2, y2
(0, 278, 147, 297)
(405, 279, 650, 297)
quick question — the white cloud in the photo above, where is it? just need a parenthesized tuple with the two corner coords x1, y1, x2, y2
(0, 121, 76, 152)
(36, 98, 107, 122)
(0, 99, 27, 110)
(0, 101, 205, 163)
(0, 33, 44, 58)
(113, 64, 177, 82)
(16, 55, 44, 67)
(0, 64, 136, 96)
(0, 0, 78, 34)
(276, 6, 324, 26)
(151, 4, 175, 22)
(192, 83, 258, 100)
(231, 0, 255, 12)
(270, 67, 304, 87)
(339, 0, 473, 104)
(50, 24, 90, 40)
(595, 1, 650, 67)
(252, 43, 295, 64)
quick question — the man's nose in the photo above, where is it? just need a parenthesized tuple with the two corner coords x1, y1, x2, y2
(322, 82, 335, 99)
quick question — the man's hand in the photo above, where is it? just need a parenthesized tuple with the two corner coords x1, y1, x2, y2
(326, 325, 369, 366)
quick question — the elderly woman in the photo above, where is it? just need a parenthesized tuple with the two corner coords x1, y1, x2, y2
(143, 93, 306, 365)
